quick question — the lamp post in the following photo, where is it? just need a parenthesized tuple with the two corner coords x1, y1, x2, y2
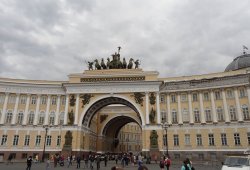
(126, 138, 129, 153)
(161, 122, 170, 157)
(42, 125, 50, 162)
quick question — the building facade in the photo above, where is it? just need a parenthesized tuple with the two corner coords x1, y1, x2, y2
(0, 52, 250, 161)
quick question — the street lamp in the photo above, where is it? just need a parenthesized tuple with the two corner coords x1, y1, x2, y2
(42, 125, 50, 162)
(161, 122, 171, 157)
(126, 138, 129, 153)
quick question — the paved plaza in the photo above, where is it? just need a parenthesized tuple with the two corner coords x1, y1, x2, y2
(0, 160, 222, 170)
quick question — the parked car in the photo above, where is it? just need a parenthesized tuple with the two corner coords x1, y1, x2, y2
(221, 156, 250, 170)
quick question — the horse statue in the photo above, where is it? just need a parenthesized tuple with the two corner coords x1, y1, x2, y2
(127, 58, 134, 69)
(101, 58, 107, 69)
(88, 61, 94, 70)
(134, 59, 140, 69)
(122, 58, 127, 69)
(94, 59, 101, 70)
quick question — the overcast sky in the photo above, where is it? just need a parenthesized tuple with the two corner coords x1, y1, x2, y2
(0, 0, 250, 81)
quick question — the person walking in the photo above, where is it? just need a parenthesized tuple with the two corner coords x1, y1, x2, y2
(104, 154, 108, 167)
(159, 158, 165, 170)
(96, 155, 101, 170)
(7, 154, 13, 165)
(181, 160, 191, 170)
(76, 155, 81, 169)
(46, 158, 50, 170)
(165, 156, 171, 170)
(26, 156, 32, 170)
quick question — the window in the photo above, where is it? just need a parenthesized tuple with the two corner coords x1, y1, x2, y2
(27, 111, 35, 125)
(161, 111, 166, 123)
(215, 91, 221, 100)
(46, 135, 52, 146)
(8, 95, 16, 104)
(38, 112, 45, 125)
(20, 95, 26, 104)
(229, 106, 237, 121)
(24, 135, 30, 146)
(17, 112, 23, 124)
(242, 105, 250, 120)
(185, 134, 190, 145)
(51, 96, 57, 105)
(59, 112, 64, 125)
(5, 110, 13, 124)
(171, 95, 176, 103)
(181, 94, 187, 102)
(61, 96, 66, 105)
(205, 108, 212, 122)
(49, 112, 55, 125)
(172, 109, 178, 123)
(13, 135, 19, 146)
(0, 94, 5, 103)
(194, 109, 200, 123)
(160, 95, 165, 103)
(226, 90, 234, 98)
(247, 132, 250, 145)
(239, 88, 246, 98)
(57, 136, 61, 146)
(173, 135, 179, 146)
(35, 135, 41, 146)
(208, 134, 215, 146)
(203, 92, 209, 101)
(31, 96, 37, 105)
(217, 107, 224, 121)
(234, 133, 241, 145)
(1, 135, 7, 145)
(192, 93, 198, 102)
(196, 134, 202, 146)
(182, 109, 189, 122)
(41, 96, 47, 105)
(221, 133, 227, 146)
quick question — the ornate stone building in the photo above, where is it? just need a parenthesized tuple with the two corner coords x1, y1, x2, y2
(0, 51, 250, 161)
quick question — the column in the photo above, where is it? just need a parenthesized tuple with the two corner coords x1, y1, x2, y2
(247, 87, 250, 110)
(234, 88, 243, 122)
(64, 95, 69, 125)
(55, 95, 61, 126)
(145, 93, 149, 124)
(210, 91, 218, 123)
(74, 94, 80, 125)
(156, 92, 161, 124)
(0, 93, 9, 124)
(33, 94, 41, 125)
(199, 92, 206, 124)
(167, 94, 171, 124)
(188, 92, 194, 124)
(44, 95, 51, 125)
(11, 93, 20, 125)
(222, 90, 230, 123)
(177, 94, 183, 124)
(22, 94, 31, 125)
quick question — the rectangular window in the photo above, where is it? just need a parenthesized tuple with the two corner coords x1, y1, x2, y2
(160, 95, 165, 103)
(172, 110, 178, 123)
(41, 96, 47, 105)
(161, 111, 166, 123)
(173, 135, 179, 146)
(205, 109, 212, 122)
(230, 107, 237, 121)
(171, 95, 176, 103)
(13, 135, 19, 146)
(239, 89, 246, 98)
(8, 95, 16, 104)
(221, 133, 227, 146)
(31, 96, 37, 105)
(194, 109, 200, 123)
(35, 135, 41, 146)
(234, 133, 241, 145)
(1, 135, 7, 145)
(24, 135, 30, 146)
(226, 90, 234, 98)
(51, 96, 57, 105)
(57, 136, 61, 146)
(196, 134, 202, 146)
(192, 93, 198, 102)
(61, 96, 66, 105)
(182, 109, 189, 122)
(46, 136, 52, 146)
(203, 92, 209, 101)
(181, 94, 187, 102)
(247, 132, 250, 145)
(185, 134, 190, 145)
(217, 108, 224, 121)
(0, 94, 5, 103)
(208, 134, 215, 146)
(20, 95, 27, 104)
(215, 91, 221, 100)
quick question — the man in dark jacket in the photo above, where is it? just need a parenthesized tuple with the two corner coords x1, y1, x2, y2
(26, 156, 32, 170)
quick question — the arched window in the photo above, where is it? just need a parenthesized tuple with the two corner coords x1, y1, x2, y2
(217, 107, 224, 121)
(28, 111, 35, 125)
(194, 108, 200, 123)
(172, 109, 177, 124)
(59, 112, 64, 125)
(5, 110, 13, 124)
(242, 105, 250, 120)
(17, 111, 23, 124)
(229, 106, 237, 121)
(38, 111, 45, 125)
(49, 111, 55, 125)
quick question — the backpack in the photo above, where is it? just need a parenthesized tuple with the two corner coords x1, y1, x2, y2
(159, 160, 165, 168)
(166, 159, 171, 166)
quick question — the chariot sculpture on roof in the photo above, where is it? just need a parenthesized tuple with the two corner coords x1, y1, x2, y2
(87, 47, 141, 70)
